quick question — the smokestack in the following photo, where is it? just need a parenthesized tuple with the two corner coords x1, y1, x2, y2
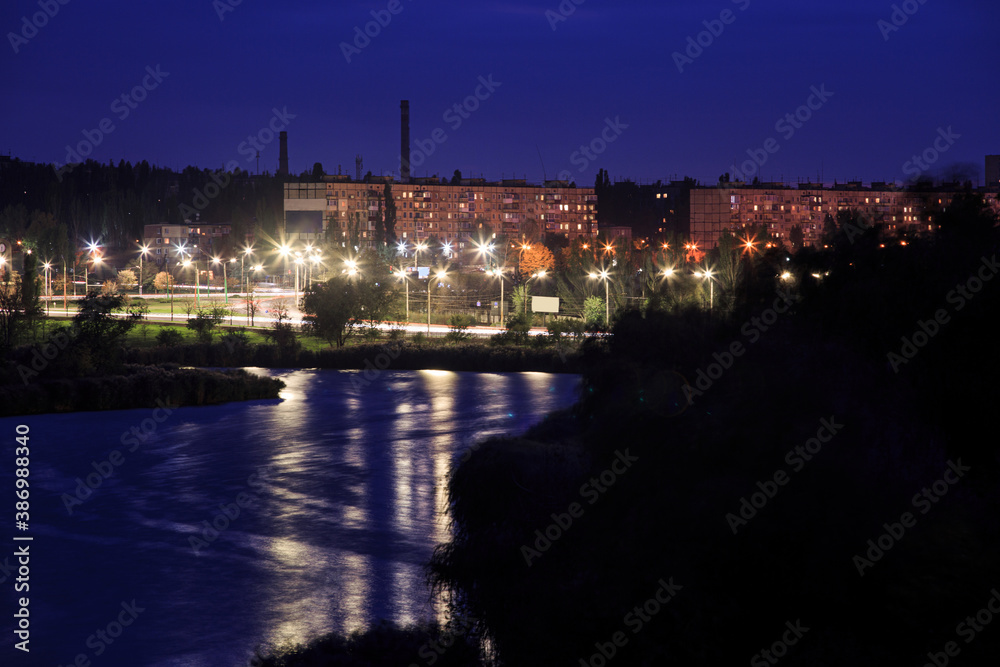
(279, 131, 288, 177)
(400, 100, 410, 182)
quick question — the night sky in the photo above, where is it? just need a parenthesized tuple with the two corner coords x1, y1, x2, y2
(3, 0, 997, 186)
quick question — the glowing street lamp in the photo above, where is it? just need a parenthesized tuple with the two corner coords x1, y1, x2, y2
(428, 269, 448, 334)
(182, 259, 200, 309)
(588, 270, 611, 327)
(414, 241, 428, 269)
(489, 267, 507, 324)
(42, 261, 52, 312)
(525, 270, 548, 317)
(138, 244, 150, 295)
(693, 268, 715, 309)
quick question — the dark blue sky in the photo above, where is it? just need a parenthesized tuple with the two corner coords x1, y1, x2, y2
(3, 0, 997, 186)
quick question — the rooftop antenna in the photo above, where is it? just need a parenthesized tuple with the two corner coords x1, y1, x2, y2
(255, 150, 260, 176)
(356, 154, 363, 181)
(536, 144, 547, 182)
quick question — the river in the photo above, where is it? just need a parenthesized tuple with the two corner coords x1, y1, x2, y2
(0, 369, 581, 666)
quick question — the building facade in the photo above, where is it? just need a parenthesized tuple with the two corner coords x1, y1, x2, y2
(283, 177, 597, 251)
(684, 183, 999, 250)
(143, 223, 233, 266)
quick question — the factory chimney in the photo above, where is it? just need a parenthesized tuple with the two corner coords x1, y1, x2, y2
(278, 131, 288, 177)
(400, 100, 410, 182)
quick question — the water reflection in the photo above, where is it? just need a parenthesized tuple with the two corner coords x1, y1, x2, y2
(8, 369, 579, 667)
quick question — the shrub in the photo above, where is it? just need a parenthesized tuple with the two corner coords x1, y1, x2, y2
(446, 314, 476, 342)
(155, 328, 184, 346)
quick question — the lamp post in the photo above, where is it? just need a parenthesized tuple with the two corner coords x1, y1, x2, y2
(428, 269, 447, 334)
(182, 259, 195, 312)
(395, 270, 409, 323)
(92, 255, 103, 293)
(525, 270, 547, 318)
(588, 270, 611, 328)
(414, 241, 427, 270)
(489, 267, 507, 324)
(43, 261, 51, 313)
(693, 268, 714, 310)
(294, 254, 304, 305)
(138, 244, 150, 296)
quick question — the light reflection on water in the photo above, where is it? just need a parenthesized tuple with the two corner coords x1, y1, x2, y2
(6, 369, 579, 667)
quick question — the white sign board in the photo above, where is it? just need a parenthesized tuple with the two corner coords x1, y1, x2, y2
(531, 296, 560, 314)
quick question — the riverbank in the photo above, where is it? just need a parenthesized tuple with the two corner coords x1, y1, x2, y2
(0, 364, 284, 416)
(124, 340, 585, 374)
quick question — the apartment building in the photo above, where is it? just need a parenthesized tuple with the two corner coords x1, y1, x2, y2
(686, 183, 999, 250)
(142, 223, 232, 265)
(283, 177, 597, 251)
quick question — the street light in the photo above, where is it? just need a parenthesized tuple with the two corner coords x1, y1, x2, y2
(138, 244, 150, 295)
(395, 270, 409, 323)
(489, 267, 507, 324)
(525, 270, 547, 318)
(693, 268, 715, 309)
(414, 241, 427, 270)
(428, 269, 447, 334)
(212, 256, 233, 306)
(309, 253, 322, 288)
(588, 270, 611, 328)
(183, 258, 202, 309)
(43, 261, 51, 313)
(242, 245, 254, 297)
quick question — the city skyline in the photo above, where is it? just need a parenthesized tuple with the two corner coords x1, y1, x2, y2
(3, 0, 998, 186)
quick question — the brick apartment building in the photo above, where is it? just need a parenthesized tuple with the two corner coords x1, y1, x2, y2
(143, 222, 233, 266)
(669, 182, 999, 251)
(283, 177, 597, 251)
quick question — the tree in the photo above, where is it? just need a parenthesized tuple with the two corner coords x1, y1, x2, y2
(101, 279, 118, 296)
(302, 251, 397, 347)
(0, 264, 41, 352)
(451, 169, 463, 185)
(186, 306, 227, 343)
(311, 163, 325, 180)
(117, 269, 137, 291)
(154, 271, 174, 293)
(70, 292, 144, 371)
(789, 224, 805, 251)
(301, 274, 363, 347)
(583, 295, 606, 328)
(519, 245, 554, 276)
